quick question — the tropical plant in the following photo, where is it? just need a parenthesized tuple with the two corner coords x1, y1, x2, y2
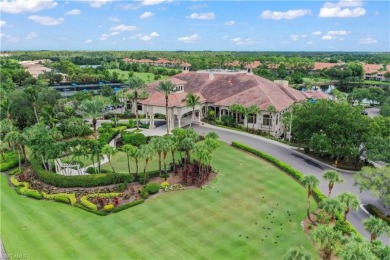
(155, 80, 175, 135)
(311, 225, 342, 260)
(338, 240, 376, 260)
(337, 192, 360, 221)
(205, 132, 219, 140)
(229, 103, 244, 124)
(321, 198, 343, 223)
(283, 246, 312, 260)
(122, 144, 137, 179)
(4, 131, 24, 170)
(139, 144, 154, 184)
(204, 137, 219, 152)
(150, 136, 166, 176)
(363, 216, 390, 241)
(182, 92, 201, 127)
(301, 175, 320, 220)
(266, 105, 276, 134)
(246, 105, 260, 130)
(126, 77, 146, 129)
(323, 170, 343, 197)
(79, 96, 106, 137)
(24, 86, 40, 123)
(102, 144, 117, 173)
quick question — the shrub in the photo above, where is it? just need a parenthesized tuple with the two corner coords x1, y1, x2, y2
(87, 192, 121, 199)
(104, 204, 114, 212)
(144, 183, 160, 194)
(220, 115, 235, 127)
(164, 184, 184, 192)
(86, 167, 97, 174)
(111, 199, 144, 213)
(80, 196, 98, 210)
(140, 189, 149, 199)
(24, 189, 43, 200)
(10, 176, 23, 187)
(122, 132, 147, 147)
(42, 192, 77, 205)
(32, 159, 133, 187)
(128, 119, 135, 128)
(9, 167, 23, 175)
(0, 152, 22, 172)
(74, 203, 108, 216)
(117, 183, 127, 192)
(160, 181, 170, 189)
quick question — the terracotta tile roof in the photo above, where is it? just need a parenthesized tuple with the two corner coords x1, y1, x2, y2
(226, 60, 240, 67)
(364, 64, 383, 74)
(181, 62, 191, 67)
(302, 91, 330, 100)
(312, 62, 340, 70)
(141, 71, 325, 112)
(386, 65, 390, 72)
(141, 92, 206, 107)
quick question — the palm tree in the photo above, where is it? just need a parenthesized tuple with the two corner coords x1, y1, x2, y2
(266, 105, 277, 134)
(161, 137, 170, 180)
(166, 135, 178, 174)
(115, 89, 126, 114)
(79, 96, 106, 137)
(102, 144, 117, 173)
(229, 103, 244, 124)
(150, 137, 165, 176)
(205, 132, 219, 140)
(301, 175, 320, 220)
(4, 131, 23, 170)
(283, 246, 312, 260)
(337, 192, 360, 221)
(139, 144, 154, 184)
(363, 216, 390, 241)
(126, 77, 146, 129)
(182, 92, 201, 127)
(0, 141, 7, 160)
(321, 198, 343, 223)
(323, 170, 344, 197)
(24, 86, 40, 123)
(246, 105, 260, 130)
(339, 240, 376, 260)
(155, 80, 175, 135)
(311, 225, 342, 260)
(193, 144, 211, 184)
(205, 137, 219, 152)
(122, 144, 137, 178)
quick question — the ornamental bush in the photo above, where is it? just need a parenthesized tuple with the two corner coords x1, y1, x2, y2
(140, 189, 149, 199)
(32, 159, 133, 187)
(42, 192, 77, 205)
(80, 196, 97, 210)
(104, 204, 114, 212)
(111, 199, 144, 213)
(24, 189, 43, 200)
(0, 152, 22, 172)
(86, 167, 97, 174)
(122, 132, 146, 147)
(160, 181, 170, 189)
(144, 182, 160, 194)
(10, 176, 23, 187)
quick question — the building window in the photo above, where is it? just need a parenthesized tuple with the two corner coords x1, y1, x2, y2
(263, 115, 270, 126)
(276, 115, 279, 125)
(137, 104, 143, 111)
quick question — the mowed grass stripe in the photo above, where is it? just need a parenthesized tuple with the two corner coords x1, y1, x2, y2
(1, 142, 318, 259)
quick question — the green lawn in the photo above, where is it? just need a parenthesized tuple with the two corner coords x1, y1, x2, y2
(1, 143, 318, 259)
(109, 69, 168, 83)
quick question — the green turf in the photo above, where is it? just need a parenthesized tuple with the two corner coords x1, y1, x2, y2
(109, 69, 168, 83)
(1, 143, 318, 259)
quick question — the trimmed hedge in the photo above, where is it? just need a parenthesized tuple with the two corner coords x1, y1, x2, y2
(144, 182, 160, 194)
(9, 167, 24, 175)
(111, 199, 144, 213)
(80, 196, 97, 210)
(42, 192, 77, 205)
(231, 141, 361, 237)
(74, 203, 108, 216)
(80, 192, 121, 211)
(31, 159, 133, 187)
(0, 152, 22, 172)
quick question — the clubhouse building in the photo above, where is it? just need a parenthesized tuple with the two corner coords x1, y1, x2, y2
(134, 64, 328, 137)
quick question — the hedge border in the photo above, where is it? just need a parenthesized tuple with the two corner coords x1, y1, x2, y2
(111, 199, 144, 213)
(231, 141, 361, 237)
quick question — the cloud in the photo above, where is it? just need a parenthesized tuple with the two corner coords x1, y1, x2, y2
(28, 15, 64, 26)
(109, 16, 120, 22)
(187, 12, 215, 20)
(301, 34, 307, 38)
(261, 9, 311, 20)
(312, 31, 322, 35)
(140, 12, 154, 19)
(319, 0, 366, 18)
(290, 35, 299, 41)
(26, 32, 38, 40)
(225, 20, 235, 26)
(307, 41, 314, 45)
(359, 37, 378, 44)
(0, 33, 19, 43)
(110, 24, 137, 31)
(0, 20, 6, 27)
(231, 37, 255, 45)
(130, 32, 159, 41)
(65, 9, 81, 15)
(0, 0, 57, 13)
(177, 33, 201, 43)
(100, 33, 109, 41)
(141, 0, 172, 6)
(118, 3, 140, 10)
(85, 39, 93, 43)
(327, 30, 349, 35)
(86, 0, 114, 8)
(111, 32, 119, 36)
(189, 3, 208, 10)
(321, 35, 334, 40)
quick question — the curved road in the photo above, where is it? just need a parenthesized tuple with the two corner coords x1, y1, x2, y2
(190, 124, 389, 244)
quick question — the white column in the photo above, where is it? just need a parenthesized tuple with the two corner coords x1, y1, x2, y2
(198, 107, 203, 122)
(178, 116, 181, 128)
(219, 108, 222, 119)
(244, 115, 248, 126)
(150, 114, 155, 128)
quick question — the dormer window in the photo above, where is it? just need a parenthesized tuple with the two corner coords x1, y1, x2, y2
(173, 85, 184, 93)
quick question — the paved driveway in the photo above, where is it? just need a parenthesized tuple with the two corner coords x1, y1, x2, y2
(191, 124, 389, 244)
